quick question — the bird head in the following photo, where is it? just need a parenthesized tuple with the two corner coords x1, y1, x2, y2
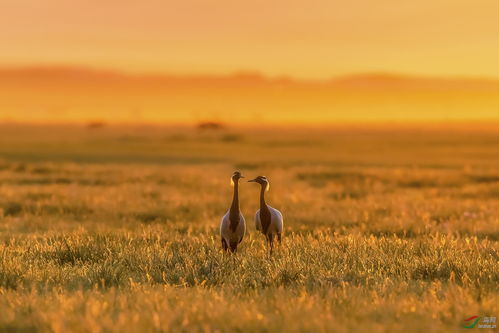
(230, 171, 244, 186)
(248, 175, 270, 191)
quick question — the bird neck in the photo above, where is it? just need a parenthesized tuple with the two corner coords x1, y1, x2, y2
(259, 185, 268, 210)
(259, 184, 271, 234)
(229, 180, 240, 218)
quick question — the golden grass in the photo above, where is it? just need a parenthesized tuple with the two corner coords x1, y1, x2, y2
(0, 124, 498, 332)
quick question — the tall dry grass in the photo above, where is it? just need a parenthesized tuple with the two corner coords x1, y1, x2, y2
(0, 124, 498, 332)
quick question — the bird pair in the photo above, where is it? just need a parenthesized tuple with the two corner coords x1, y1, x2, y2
(220, 171, 283, 254)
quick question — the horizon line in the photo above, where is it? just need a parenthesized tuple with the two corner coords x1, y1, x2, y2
(2, 63, 499, 83)
(2, 119, 499, 129)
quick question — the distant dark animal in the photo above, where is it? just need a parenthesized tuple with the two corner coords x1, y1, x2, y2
(197, 121, 224, 130)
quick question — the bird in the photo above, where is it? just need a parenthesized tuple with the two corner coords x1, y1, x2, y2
(248, 176, 283, 254)
(220, 171, 246, 253)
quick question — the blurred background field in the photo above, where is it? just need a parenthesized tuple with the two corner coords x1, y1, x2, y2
(3, 1, 499, 331)
(0, 124, 497, 332)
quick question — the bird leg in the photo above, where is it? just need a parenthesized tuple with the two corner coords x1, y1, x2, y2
(221, 238, 228, 252)
(229, 241, 238, 253)
(268, 234, 274, 256)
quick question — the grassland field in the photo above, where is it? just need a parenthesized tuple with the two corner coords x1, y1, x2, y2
(0, 123, 498, 332)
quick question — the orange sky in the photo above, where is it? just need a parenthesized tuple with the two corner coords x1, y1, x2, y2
(2, 0, 499, 79)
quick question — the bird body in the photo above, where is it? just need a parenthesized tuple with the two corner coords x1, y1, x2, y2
(220, 171, 246, 252)
(220, 211, 246, 251)
(254, 206, 283, 236)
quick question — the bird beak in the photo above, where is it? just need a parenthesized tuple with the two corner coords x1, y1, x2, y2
(247, 178, 257, 182)
(240, 175, 245, 178)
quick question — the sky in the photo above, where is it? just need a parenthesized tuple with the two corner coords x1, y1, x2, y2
(2, 0, 499, 79)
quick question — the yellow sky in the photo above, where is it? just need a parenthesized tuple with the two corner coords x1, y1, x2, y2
(1, 0, 499, 79)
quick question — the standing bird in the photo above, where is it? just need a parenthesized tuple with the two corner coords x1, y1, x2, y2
(220, 171, 246, 252)
(248, 176, 283, 254)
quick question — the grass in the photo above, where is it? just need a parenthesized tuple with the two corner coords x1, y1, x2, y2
(0, 124, 498, 332)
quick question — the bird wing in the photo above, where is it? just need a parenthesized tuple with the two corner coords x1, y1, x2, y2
(269, 206, 284, 233)
(239, 213, 246, 241)
(254, 209, 262, 231)
(219, 211, 230, 237)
